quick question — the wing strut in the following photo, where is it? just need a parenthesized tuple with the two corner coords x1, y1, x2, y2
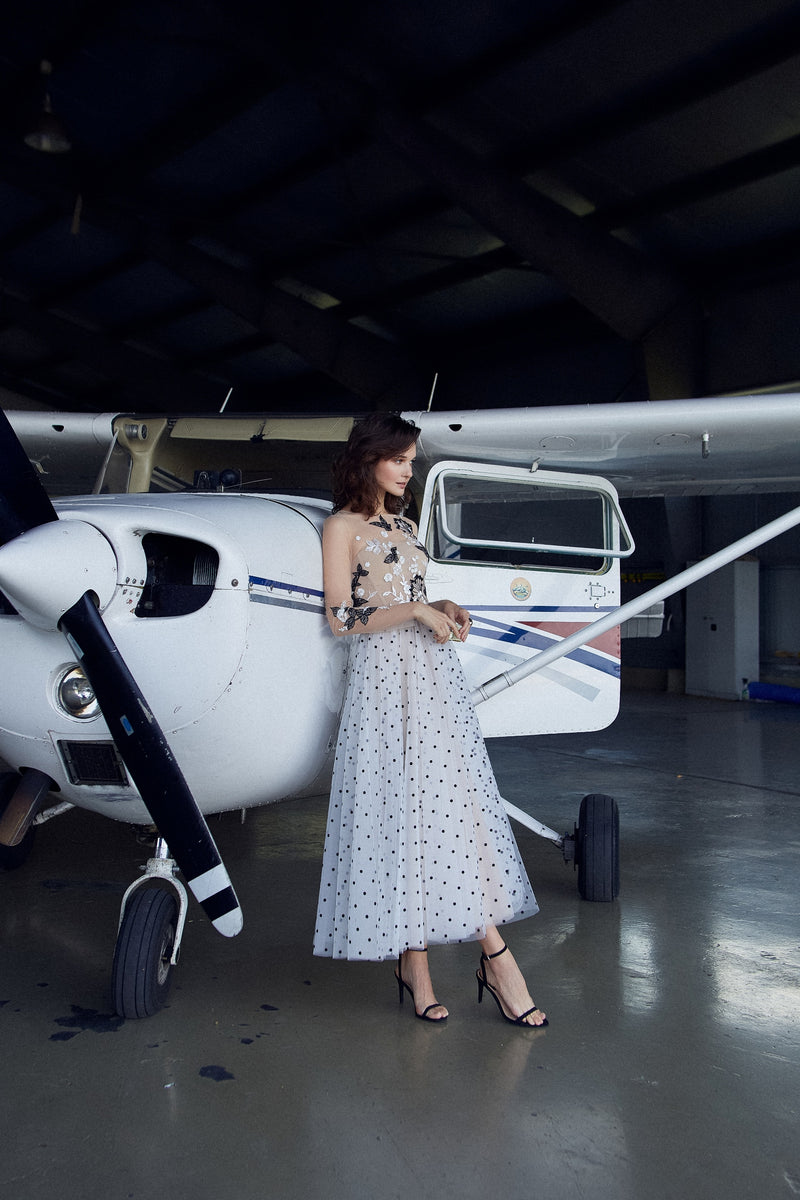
(473, 502, 800, 706)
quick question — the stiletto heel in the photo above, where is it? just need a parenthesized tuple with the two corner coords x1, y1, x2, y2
(396, 958, 406, 1005)
(476, 944, 548, 1027)
(394, 950, 448, 1022)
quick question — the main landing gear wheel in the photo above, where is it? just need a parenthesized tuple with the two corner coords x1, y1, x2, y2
(576, 793, 620, 902)
(112, 887, 178, 1018)
(0, 773, 36, 871)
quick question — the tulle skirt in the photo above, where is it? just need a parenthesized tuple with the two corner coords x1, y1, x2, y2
(313, 622, 538, 961)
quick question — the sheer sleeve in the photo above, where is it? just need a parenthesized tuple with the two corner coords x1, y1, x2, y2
(322, 514, 420, 638)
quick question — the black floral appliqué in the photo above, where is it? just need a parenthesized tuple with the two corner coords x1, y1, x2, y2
(408, 574, 427, 602)
(351, 562, 369, 594)
(332, 604, 378, 631)
(384, 545, 399, 564)
(369, 514, 391, 531)
(393, 517, 414, 536)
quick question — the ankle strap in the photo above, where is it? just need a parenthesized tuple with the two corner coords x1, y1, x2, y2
(481, 943, 508, 961)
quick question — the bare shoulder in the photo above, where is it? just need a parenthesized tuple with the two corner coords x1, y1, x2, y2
(323, 510, 348, 531)
(324, 509, 364, 529)
(323, 509, 366, 546)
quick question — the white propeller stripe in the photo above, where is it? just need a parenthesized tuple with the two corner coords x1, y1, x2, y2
(189, 863, 231, 903)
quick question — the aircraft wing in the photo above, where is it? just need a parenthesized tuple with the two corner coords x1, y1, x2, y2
(7, 411, 120, 497)
(405, 394, 800, 497)
(6, 393, 800, 500)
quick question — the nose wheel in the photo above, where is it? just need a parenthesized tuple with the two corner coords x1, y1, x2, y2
(111, 838, 188, 1018)
(112, 887, 179, 1018)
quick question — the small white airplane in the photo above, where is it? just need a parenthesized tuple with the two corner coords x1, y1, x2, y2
(2, 394, 800, 1017)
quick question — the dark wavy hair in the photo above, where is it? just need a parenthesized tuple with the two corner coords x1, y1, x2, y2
(332, 413, 420, 515)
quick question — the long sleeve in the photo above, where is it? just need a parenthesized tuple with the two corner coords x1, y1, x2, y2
(322, 512, 424, 638)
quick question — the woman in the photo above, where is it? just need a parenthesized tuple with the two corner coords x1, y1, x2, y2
(313, 413, 547, 1027)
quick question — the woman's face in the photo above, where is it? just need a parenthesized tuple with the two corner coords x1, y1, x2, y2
(373, 442, 416, 500)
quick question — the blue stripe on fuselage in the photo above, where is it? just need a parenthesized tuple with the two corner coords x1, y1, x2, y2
(247, 579, 619, 676)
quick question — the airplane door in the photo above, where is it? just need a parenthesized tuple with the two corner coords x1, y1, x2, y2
(418, 462, 634, 737)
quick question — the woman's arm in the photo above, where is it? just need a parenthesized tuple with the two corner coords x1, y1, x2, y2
(322, 516, 460, 642)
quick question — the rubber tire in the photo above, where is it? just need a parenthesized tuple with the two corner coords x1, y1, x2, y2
(577, 793, 620, 902)
(112, 887, 178, 1018)
(0, 773, 36, 870)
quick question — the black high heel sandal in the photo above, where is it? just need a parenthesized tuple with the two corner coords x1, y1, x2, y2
(476, 944, 548, 1027)
(395, 950, 448, 1022)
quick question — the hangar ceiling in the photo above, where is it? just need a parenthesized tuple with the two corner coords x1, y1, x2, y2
(3, 0, 800, 417)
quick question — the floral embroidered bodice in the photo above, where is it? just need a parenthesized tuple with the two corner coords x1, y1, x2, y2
(331, 513, 430, 633)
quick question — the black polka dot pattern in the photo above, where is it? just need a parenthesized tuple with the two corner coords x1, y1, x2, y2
(313, 519, 539, 962)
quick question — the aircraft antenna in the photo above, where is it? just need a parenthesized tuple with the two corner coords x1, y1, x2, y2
(426, 372, 439, 411)
(220, 386, 233, 414)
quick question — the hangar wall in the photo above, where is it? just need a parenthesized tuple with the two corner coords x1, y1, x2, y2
(620, 492, 800, 693)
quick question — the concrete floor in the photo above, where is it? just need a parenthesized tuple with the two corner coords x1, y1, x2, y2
(2, 690, 799, 1200)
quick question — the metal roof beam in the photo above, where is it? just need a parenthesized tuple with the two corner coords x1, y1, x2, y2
(139, 230, 430, 408)
(0, 288, 222, 409)
(0, 153, 430, 408)
(591, 131, 800, 232)
(503, 5, 800, 175)
(374, 107, 684, 343)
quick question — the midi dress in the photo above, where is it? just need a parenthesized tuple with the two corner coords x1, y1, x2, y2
(313, 511, 539, 961)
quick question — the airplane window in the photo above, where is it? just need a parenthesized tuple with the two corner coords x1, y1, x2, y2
(431, 475, 611, 572)
(135, 534, 219, 618)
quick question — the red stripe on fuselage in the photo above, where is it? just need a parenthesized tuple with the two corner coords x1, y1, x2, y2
(520, 621, 620, 659)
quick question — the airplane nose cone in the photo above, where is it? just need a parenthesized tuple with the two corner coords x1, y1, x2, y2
(0, 519, 118, 630)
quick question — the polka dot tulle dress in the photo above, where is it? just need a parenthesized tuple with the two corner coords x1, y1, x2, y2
(313, 513, 539, 961)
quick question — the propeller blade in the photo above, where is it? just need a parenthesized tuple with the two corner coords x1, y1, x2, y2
(0, 408, 58, 543)
(0, 408, 242, 936)
(60, 594, 243, 936)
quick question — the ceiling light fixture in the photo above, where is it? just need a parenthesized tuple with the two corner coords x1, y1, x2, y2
(24, 60, 72, 154)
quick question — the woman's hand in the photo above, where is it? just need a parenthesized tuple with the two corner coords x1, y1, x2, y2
(424, 599, 473, 643)
(413, 602, 462, 644)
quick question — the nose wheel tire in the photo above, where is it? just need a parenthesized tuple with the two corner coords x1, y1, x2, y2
(576, 792, 620, 902)
(112, 887, 178, 1018)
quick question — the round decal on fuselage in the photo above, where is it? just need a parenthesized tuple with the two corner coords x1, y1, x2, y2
(510, 576, 531, 602)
